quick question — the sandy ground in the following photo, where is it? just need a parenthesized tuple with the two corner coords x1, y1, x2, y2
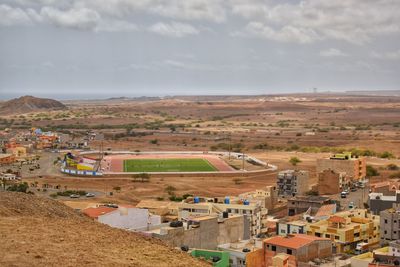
(0, 192, 210, 267)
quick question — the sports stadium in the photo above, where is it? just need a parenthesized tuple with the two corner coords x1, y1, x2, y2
(61, 151, 276, 176)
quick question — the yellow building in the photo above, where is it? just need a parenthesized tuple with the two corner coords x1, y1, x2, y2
(306, 209, 380, 253)
(6, 146, 27, 158)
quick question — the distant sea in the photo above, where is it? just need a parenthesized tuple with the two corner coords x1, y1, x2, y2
(0, 92, 164, 101)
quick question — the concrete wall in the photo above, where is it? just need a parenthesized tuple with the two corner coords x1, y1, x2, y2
(246, 248, 265, 267)
(217, 215, 246, 245)
(318, 170, 341, 195)
(155, 216, 245, 250)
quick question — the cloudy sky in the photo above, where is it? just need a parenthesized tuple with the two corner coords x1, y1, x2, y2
(0, 0, 399, 98)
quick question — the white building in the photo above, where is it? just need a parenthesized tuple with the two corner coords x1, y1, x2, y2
(98, 207, 161, 231)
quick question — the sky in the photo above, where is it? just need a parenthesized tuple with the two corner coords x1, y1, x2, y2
(0, 0, 399, 98)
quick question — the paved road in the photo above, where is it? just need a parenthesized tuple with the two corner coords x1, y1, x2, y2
(330, 182, 370, 211)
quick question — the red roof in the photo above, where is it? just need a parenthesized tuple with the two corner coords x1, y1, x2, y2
(264, 234, 329, 250)
(328, 215, 346, 224)
(82, 207, 117, 219)
(315, 204, 336, 217)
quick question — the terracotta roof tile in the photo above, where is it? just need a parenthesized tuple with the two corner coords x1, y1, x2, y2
(82, 207, 116, 219)
(264, 234, 329, 250)
(328, 215, 346, 224)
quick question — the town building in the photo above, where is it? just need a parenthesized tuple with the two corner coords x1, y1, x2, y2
(276, 170, 309, 198)
(287, 195, 332, 216)
(259, 234, 332, 266)
(238, 185, 278, 210)
(190, 249, 230, 267)
(351, 240, 400, 267)
(370, 180, 400, 195)
(0, 153, 16, 165)
(82, 205, 161, 231)
(146, 214, 248, 250)
(178, 196, 267, 236)
(317, 169, 349, 195)
(306, 209, 380, 253)
(6, 146, 27, 158)
(218, 239, 264, 267)
(277, 219, 307, 236)
(135, 199, 179, 222)
(97, 207, 161, 231)
(380, 205, 400, 245)
(277, 204, 336, 236)
(316, 152, 366, 181)
(369, 190, 400, 215)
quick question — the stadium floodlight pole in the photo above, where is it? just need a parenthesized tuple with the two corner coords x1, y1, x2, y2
(242, 152, 245, 171)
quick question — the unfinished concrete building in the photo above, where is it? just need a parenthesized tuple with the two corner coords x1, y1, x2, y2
(316, 152, 366, 181)
(317, 169, 348, 195)
(380, 204, 400, 245)
(277, 170, 309, 198)
(144, 214, 248, 250)
(178, 196, 266, 236)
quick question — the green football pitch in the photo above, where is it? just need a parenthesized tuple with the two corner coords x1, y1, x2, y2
(123, 158, 218, 172)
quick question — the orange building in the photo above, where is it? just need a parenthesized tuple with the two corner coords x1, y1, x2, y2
(0, 153, 16, 165)
(247, 234, 332, 267)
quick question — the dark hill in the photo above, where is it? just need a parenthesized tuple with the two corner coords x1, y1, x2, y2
(0, 95, 67, 115)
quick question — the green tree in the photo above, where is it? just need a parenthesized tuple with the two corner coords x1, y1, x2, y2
(366, 165, 379, 177)
(165, 185, 176, 195)
(289, 157, 302, 167)
(7, 182, 29, 193)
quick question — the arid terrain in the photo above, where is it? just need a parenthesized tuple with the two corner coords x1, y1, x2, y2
(2, 94, 400, 204)
(0, 191, 210, 267)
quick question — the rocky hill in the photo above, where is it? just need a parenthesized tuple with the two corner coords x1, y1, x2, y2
(0, 95, 67, 115)
(0, 192, 210, 267)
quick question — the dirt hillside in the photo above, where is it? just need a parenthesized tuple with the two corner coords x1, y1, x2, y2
(0, 95, 67, 115)
(0, 192, 210, 267)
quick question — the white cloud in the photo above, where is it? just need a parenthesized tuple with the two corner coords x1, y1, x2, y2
(96, 19, 137, 32)
(1, 0, 400, 44)
(149, 22, 199, 38)
(149, 0, 226, 23)
(74, 0, 226, 23)
(371, 49, 400, 60)
(231, 0, 400, 44)
(320, 48, 348, 57)
(40, 7, 100, 31)
(234, 21, 320, 44)
(0, 4, 35, 26)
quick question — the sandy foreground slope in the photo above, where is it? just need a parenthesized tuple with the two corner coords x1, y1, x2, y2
(0, 192, 210, 267)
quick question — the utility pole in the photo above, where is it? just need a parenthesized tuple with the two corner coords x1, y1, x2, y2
(242, 152, 245, 171)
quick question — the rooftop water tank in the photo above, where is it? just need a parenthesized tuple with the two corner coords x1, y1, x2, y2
(243, 200, 250, 205)
(194, 197, 200, 203)
(224, 197, 230, 204)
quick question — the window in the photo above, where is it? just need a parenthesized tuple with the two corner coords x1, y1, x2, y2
(335, 236, 339, 240)
(354, 233, 360, 237)
(272, 246, 276, 252)
(287, 249, 292, 255)
(384, 231, 387, 234)
(385, 219, 388, 224)
(326, 234, 330, 238)
(315, 233, 321, 237)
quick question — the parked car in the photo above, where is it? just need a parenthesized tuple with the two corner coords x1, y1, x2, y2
(69, 194, 80, 198)
(341, 192, 347, 198)
(85, 193, 95, 198)
(348, 202, 356, 209)
(351, 187, 357, 192)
